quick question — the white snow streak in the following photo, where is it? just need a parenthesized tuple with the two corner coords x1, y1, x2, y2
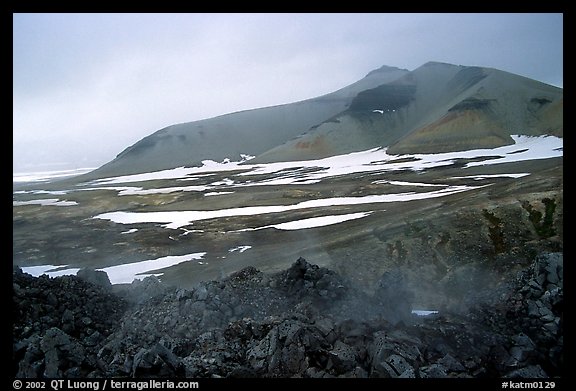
(20, 252, 207, 284)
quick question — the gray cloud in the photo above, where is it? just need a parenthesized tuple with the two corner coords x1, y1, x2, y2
(13, 13, 563, 172)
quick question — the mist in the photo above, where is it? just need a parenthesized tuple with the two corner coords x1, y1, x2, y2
(13, 13, 563, 173)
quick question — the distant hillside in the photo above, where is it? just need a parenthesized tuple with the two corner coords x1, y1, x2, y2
(253, 62, 563, 162)
(86, 65, 408, 178)
(83, 61, 562, 178)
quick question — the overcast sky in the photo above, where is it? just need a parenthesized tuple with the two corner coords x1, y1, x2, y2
(13, 13, 563, 173)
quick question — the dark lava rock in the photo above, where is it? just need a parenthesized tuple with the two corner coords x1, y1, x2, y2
(77, 268, 112, 289)
(13, 253, 563, 378)
(277, 257, 349, 304)
(13, 267, 127, 377)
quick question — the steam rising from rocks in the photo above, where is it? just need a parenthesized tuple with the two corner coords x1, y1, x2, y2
(13, 254, 562, 378)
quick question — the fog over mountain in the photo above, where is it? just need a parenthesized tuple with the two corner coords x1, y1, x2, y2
(87, 65, 409, 178)
(87, 61, 562, 179)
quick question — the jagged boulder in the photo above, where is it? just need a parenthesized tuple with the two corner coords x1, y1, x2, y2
(77, 268, 112, 289)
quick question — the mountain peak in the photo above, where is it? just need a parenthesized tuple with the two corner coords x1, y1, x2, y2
(420, 61, 462, 68)
(365, 64, 409, 78)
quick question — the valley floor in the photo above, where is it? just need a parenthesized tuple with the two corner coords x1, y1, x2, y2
(12, 140, 564, 379)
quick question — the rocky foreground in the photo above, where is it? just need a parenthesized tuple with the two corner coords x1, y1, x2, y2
(13, 254, 563, 379)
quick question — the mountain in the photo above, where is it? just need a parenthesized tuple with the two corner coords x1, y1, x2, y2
(86, 65, 409, 178)
(252, 61, 563, 162)
(85, 61, 562, 178)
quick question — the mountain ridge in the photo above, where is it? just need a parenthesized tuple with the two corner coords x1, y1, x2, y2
(85, 64, 409, 179)
(62, 61, 563, 182)
(252, 62, 562, 163)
